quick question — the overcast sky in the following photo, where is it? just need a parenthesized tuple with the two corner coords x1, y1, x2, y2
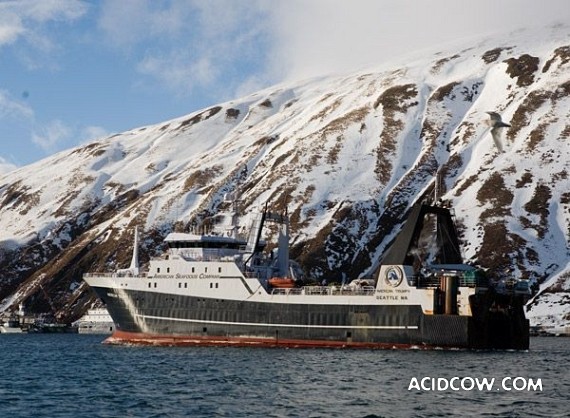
(1, 0, 568, 173)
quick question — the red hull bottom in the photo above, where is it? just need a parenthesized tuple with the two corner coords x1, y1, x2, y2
(104, 330, 441, 350)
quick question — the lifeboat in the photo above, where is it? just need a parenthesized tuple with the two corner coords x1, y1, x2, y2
(268, 277, 296, 288)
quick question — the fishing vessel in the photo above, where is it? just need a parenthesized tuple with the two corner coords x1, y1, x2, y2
(84, 199, 529, 349)
(0, 317, 23, 334)
(0, 304, 25, 333)
(74, 308, 115, 334)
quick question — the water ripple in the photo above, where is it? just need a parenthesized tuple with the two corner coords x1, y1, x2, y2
(0, 335, 567, 417)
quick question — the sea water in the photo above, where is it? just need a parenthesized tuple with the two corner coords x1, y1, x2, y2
(0, 335, 567, 417)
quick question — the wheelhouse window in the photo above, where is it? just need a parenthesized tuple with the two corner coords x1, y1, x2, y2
(169, 241, 243, 250)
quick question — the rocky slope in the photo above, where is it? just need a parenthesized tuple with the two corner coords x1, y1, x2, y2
(0, 25, 569, 327)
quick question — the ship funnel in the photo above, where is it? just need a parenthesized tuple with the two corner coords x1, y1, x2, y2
(443, 275, 458, 315)
(277, 219, 290, 277)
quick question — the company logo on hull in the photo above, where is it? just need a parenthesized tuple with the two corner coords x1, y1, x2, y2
(385, 267, 403, 287)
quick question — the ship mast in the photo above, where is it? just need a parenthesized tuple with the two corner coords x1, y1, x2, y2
(228, 164, 247, 240)
(231, 192, 240, 239)
(117, 227, 140, 276)
(266, 208, 290, 278)
(433, 166, 443, 204)
(129, 226, 140, 275)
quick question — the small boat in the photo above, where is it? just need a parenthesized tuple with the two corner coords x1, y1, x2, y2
(0, 318, 23, 334)
(268, 277, 296, 288)
(28, 322, 78, 334)
(0, 304, 25, 334)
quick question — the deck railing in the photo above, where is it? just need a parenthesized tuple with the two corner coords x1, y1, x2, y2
(409, 275, 488, 289)
(83, 272, 148, 278)
(271, 286, 375, 296)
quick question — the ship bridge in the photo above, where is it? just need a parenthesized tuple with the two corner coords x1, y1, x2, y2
(164, 233, 264, 262)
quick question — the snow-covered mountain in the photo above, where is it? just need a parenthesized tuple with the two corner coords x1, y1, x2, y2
(0, 25, 569, 328)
